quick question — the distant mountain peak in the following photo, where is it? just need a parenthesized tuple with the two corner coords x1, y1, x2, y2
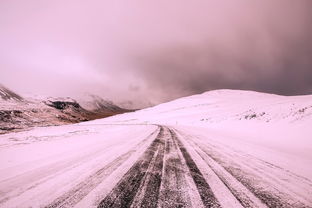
(0, 86, 131, 134)
(0, 84, 24, 102)
(79, 94, 125, 112)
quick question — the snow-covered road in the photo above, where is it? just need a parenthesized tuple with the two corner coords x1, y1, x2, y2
(0, 123, 311, 208)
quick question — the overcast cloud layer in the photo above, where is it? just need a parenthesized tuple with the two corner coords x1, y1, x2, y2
(1, 1, 311, 107)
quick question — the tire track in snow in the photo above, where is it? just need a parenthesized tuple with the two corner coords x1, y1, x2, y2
(45, 127, 161, 208)
(179, 134, 267, 208)
(176, 129, 312, 208)
(132, 127, 196, 207)
(169, 129, 221, 208)
(97, 126, 166, 208)
(98, 126, 221, 208)
(45, 151, 133, 208)
(196, 143, 309, 208)
(155, 130, 192, 208)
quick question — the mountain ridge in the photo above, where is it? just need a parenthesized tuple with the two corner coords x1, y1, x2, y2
(101, 88, 312, 126)
(0, 84, 130, 134)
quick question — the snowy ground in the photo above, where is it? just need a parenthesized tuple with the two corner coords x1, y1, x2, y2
(0, 90, 311, 207)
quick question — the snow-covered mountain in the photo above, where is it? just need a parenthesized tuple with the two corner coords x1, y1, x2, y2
(0, 84, 24, 102)
(0, 85, 129, 134)
(104, 89, 312, 125)
(78, 94, 132, 118)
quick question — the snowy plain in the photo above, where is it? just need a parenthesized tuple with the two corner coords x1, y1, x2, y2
(0, 89, 311, 207)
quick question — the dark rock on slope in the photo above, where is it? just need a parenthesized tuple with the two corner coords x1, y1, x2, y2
(0, 85, 131, 134)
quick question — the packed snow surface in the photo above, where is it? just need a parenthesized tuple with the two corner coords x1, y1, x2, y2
(0, 89, 311, 207)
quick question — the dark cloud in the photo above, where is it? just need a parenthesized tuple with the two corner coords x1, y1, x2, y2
(128, 1, 312, 102)
(131, 39, 312, 100)
(0, 0, 311, 107)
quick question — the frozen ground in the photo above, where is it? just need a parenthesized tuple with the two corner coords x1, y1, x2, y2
(0, 90, 311, 207)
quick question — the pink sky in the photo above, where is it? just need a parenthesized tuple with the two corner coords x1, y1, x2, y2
(0, 1, 311, 107)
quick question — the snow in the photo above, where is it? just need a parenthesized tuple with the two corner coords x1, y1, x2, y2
(0, 89, 311, 207)
(103, 89, 312, 124)
(97, 89, 312, 180)
(0, 124, 157, 207)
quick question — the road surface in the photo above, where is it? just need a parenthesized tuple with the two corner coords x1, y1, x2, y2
(0, 124, 311, 208)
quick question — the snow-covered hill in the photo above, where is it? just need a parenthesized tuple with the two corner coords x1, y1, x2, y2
(78, 94, 132, 117)
(104, 89, 312, 125)
(0, 84, 24, 102)
(101, 89, 312, 166)
(0, 85, 129, 134)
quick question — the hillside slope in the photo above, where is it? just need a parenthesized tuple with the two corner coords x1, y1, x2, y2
(0, 84, 24, 102)
(0, 85, 130, 134)
(104, 89, 312, 125)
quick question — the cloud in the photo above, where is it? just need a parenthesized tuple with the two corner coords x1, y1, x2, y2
(127, 0, 312, 101)
(0, 0, 311, 107)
